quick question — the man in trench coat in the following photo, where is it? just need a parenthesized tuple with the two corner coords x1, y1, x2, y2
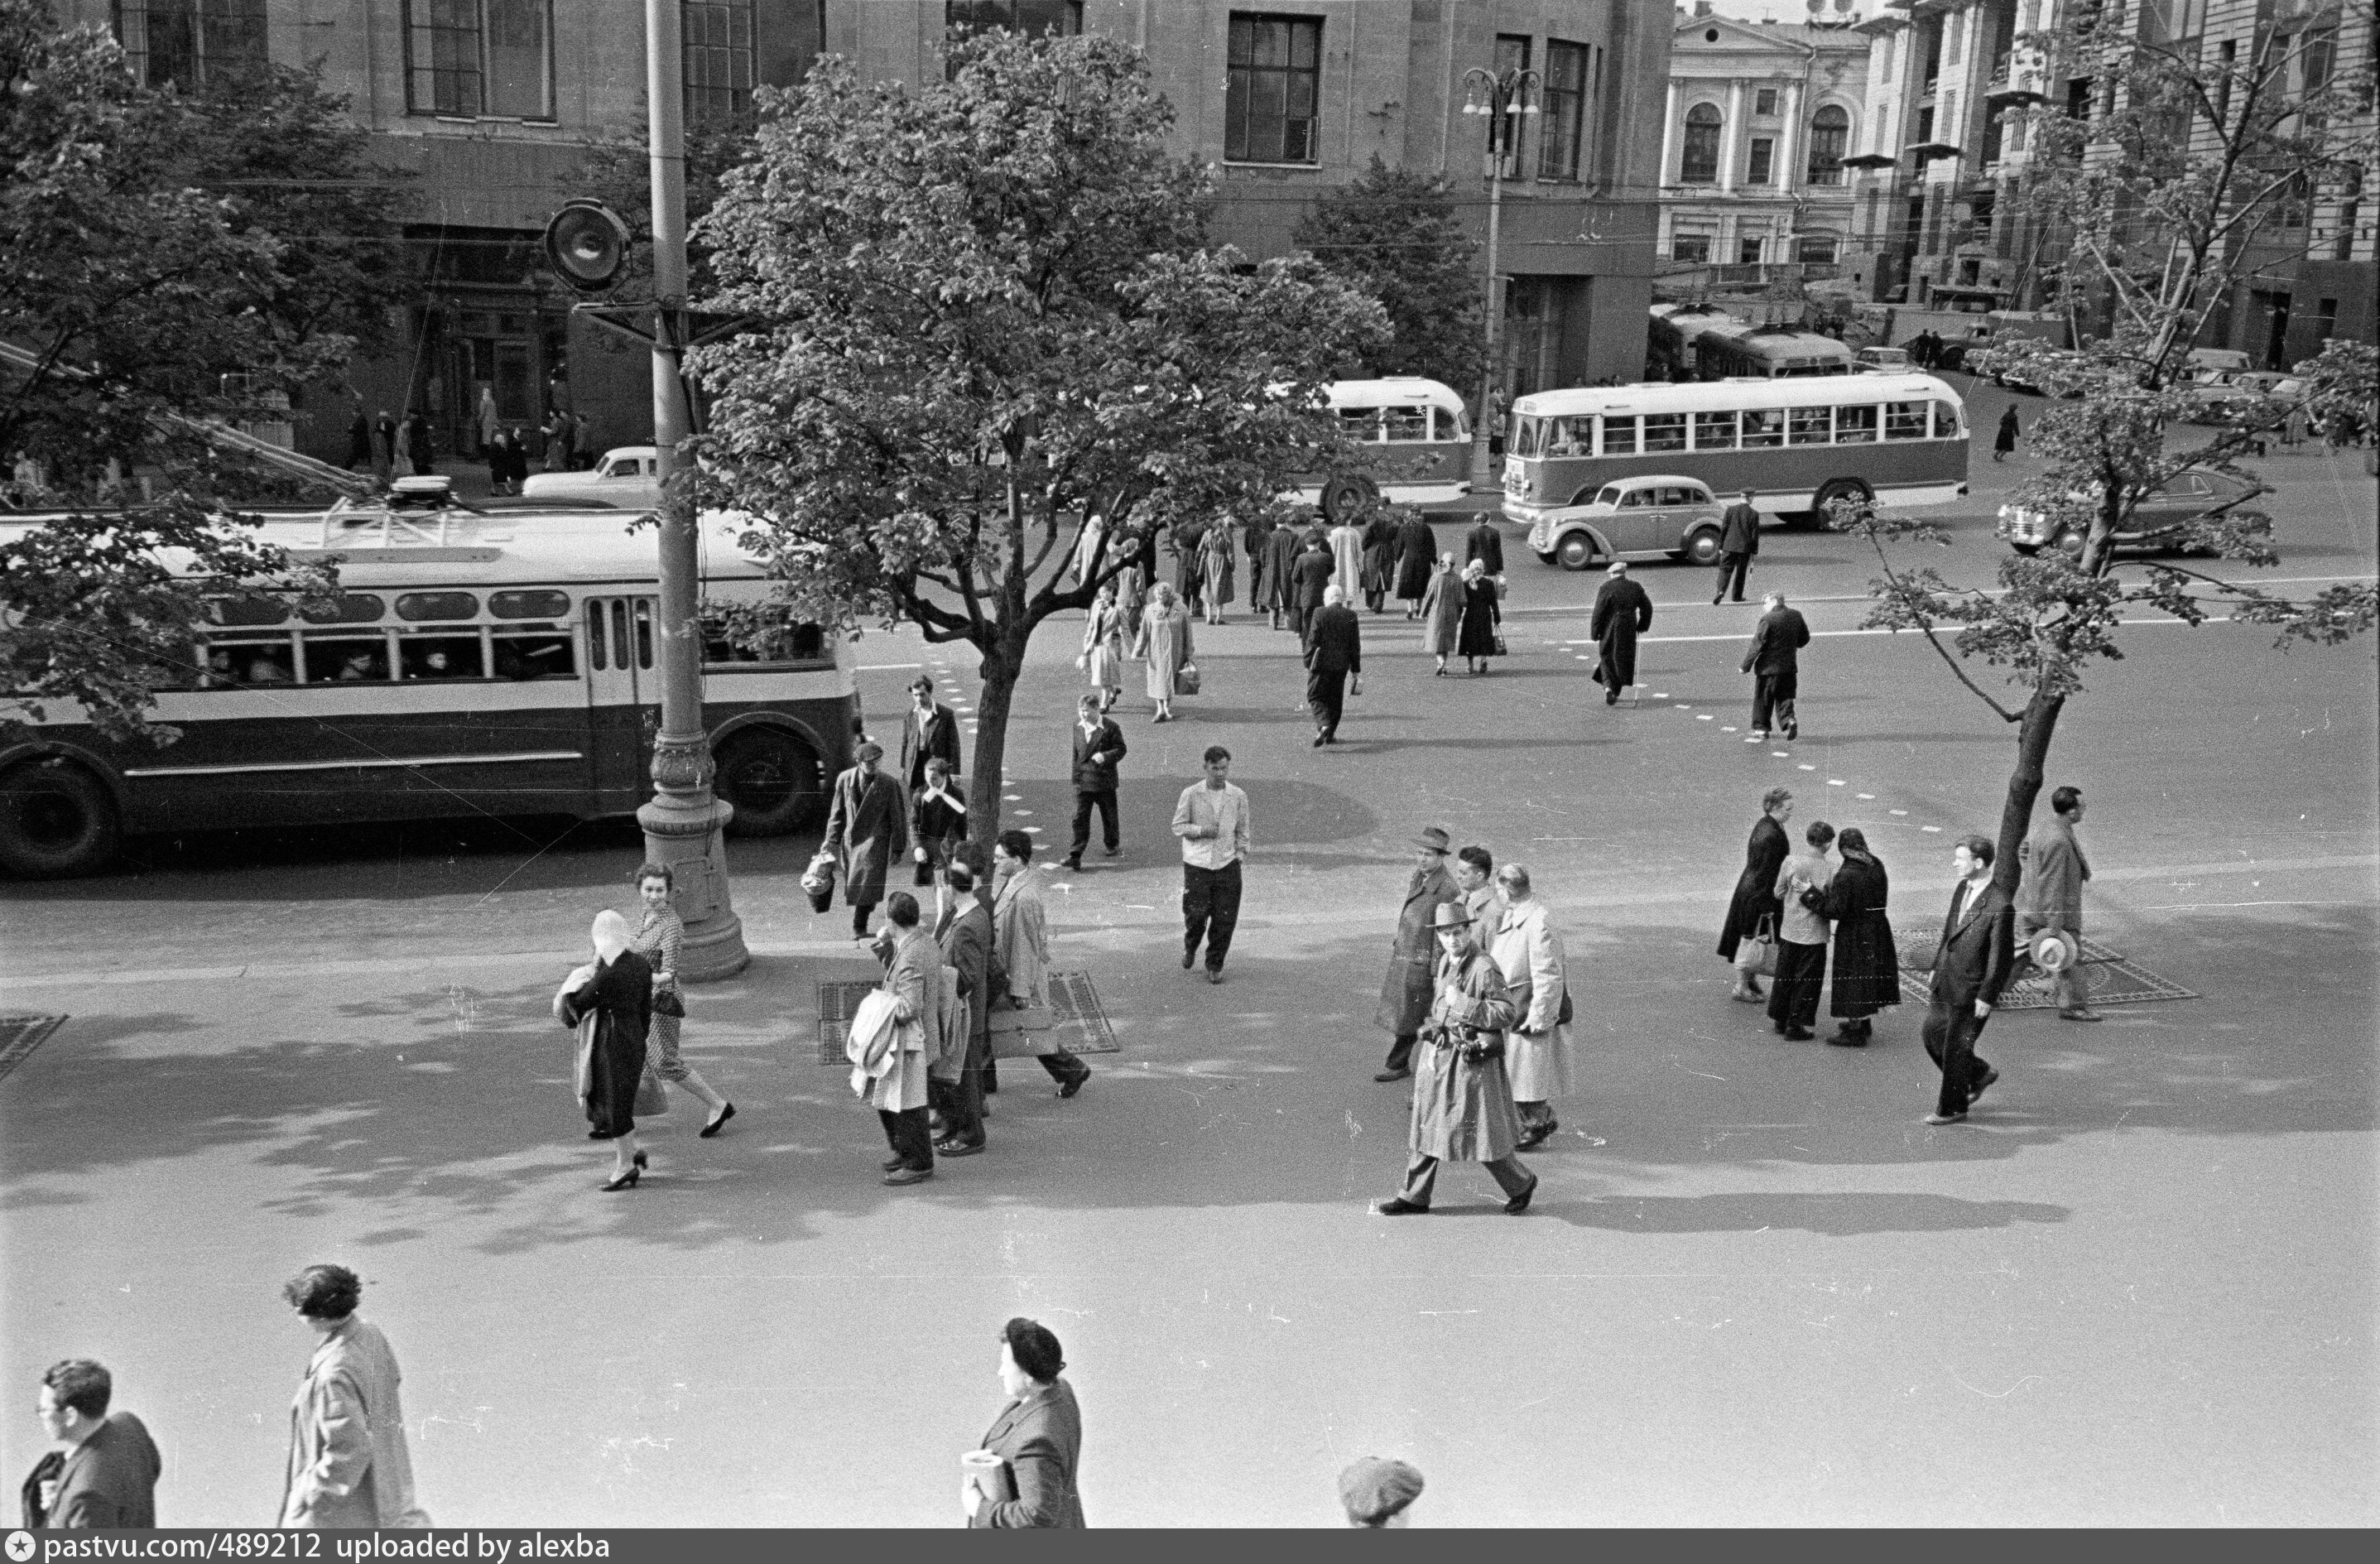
(1373, 826, 1462, 1082)
(1373, 902, 1539, 1216)
(931, 862, 995, 1157)
(1262, 516, 1301, 630)
(1588, 561, 1654, 705)
(824, 741, 910, 941)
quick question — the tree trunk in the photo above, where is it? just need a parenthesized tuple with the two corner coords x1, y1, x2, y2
(1990, 683, 2066, 899)
(966, 632, 1022, 851)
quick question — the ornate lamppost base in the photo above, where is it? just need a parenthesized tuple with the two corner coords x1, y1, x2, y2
(637, 787, 749, 982)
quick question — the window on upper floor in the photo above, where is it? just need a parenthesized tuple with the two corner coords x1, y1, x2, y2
(1748, 137, 1774, 186)
(946, 1, 1082, 41)
(1807, 105, 1849, 185)
(1755, 87, 1777, 117)
(404, 0, 553, 120)
(111, 0, 267, 91)
(1680, 103, 1722, 184)
(685, 1, 754, 126)
(1225, 13, 1321, 163)
(1671, 233, 1712, 263)
(1739, 236, 1765, 264)
(1538, 39, 1589, 180)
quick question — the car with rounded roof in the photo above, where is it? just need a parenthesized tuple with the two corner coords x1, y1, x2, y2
(1525, 474, 1729, 571)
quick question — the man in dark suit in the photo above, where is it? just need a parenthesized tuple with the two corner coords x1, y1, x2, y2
(1921, 835, 2017, 1124)
(897, 675, 964, 796)
(931, 861, 995, 1157)
(1303, 585, 1363, 747)
(966, 1318, 1086, 1528)
(1588, 561, 1654, 705)
(1289, 534, 1334, 640)
(26, 1359, 159, 1528)
(1464, 515, 1504, 577)
(1065, 693, 1127, 872)
(1714, 489, 1761, 604)
(1261, 516, 1301, 630)
(1741, 590, 1812, 741)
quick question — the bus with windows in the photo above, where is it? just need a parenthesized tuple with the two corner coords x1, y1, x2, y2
(1296, 377, 1474, 519)
(1691, 321, 1856, 380)
(1647, 304, 1741, 380)
(1499, 373, 1970, 530)
(0, 504, 858, 878)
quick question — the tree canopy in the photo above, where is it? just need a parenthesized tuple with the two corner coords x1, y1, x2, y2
(1293, 156, 1485, 393)
(688, 31, 1387, 833)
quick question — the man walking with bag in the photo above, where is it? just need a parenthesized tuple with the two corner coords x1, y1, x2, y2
(2017, 785, 2099, 1021)
(1304, 585, 1363, 747)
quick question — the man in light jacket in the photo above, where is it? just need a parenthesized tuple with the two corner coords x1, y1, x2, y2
(279, 1265, 428, 1530)
(872, 893, 942, 1183)
(992, 830, 1090, 1098)
(1488, 864, 1572, 1151)
(2017, 785, 2098, 1021)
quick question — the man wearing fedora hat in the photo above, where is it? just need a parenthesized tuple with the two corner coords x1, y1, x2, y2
(1373, 901, 1540, 1216)
(2017, 786, 2099, 1021)
(1588, 560, 1653, 706)
(1373, 826, 1462, 1081)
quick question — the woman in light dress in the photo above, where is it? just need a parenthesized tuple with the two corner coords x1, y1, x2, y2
(1418, 552, 1463, 675)
(1080, 585, 1124, 712)
(627, 864, 737, 1139)
(1137, 581, 1194, 724)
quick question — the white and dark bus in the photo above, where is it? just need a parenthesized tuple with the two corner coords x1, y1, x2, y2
(0, 506, 858, 877)
(1691, 322, 1858, 380)
(1499, 373, 1971, 527)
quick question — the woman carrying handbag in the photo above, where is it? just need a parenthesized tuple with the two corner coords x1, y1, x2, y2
(1717, 787, 1795, 1003)
(555, 909, 657, 1190)
(628, 863, 736, 1138)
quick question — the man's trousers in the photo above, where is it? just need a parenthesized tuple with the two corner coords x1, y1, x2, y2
(1399, 1151, 1534, 1207)
(1070, 789, 1118, 858)
(1921, 1000, 1995, 1116)
(877, 1107, 933, 1171)
(1767, 938, 1828, 1030)
(1714, 552, 1752, 601)
(1181, 859, 1243, 970)
(1751, 669, 1799, 734)
(1306, 667, 1347, 740)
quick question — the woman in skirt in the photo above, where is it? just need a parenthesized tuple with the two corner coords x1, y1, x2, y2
(1081, 585, 1125, 711)
(628, 864, 736, 1136)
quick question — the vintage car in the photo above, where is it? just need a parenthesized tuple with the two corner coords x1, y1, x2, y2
(517, 445, 663, 508)
(1525, 474, 1730, 570)
(1997, 467, 2264, 558)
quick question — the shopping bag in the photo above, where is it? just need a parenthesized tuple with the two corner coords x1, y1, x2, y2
(1744, 914, 1780, 979)
(633, 1061, 670, 1117)
(1175, 662, 1201, 695)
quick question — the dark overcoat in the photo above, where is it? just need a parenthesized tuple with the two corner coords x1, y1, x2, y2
(1359, 516, 1397, 594)
(1262, 525, 1301, 609)
(1456, 577, 1500, 657)
(1373, 863, 1461, 1035)
(1291, 544, 1334, 609)
(824, 766, 909, 906)
(1717, 814, 1791, 960)
(560, 950, 653, 1138)
(1819, 852, 1902, 1017)
(1589, 576, 1654, 687)
(1393, 517, 1437, 599)
(1408, 947, 1525, 1162)
(1464, 519, 1505, 575)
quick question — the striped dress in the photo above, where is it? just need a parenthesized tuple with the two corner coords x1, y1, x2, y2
(629, 907, 689, 1078)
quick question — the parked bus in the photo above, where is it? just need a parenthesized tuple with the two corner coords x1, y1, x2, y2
(0, 503, 858, 878)
(1647, 304, 1740, 379)
(1499, 373, 1970, 527)
(1296, 377, 1474, 519)
(1692, 321, 1857, 379)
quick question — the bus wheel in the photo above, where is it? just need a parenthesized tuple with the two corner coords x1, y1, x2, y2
(1810, 479, 1873, 528)
(1681, 527, 1724, 566)
(714, 729, 821, 837)
(1555, 532, 1598, 571)
(0, 760, 120, 878)
(1320, 472, 1376, 522)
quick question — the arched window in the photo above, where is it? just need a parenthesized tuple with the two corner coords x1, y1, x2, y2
(1806, 104, 1849, 185)
(1680, 103, 1723, 184)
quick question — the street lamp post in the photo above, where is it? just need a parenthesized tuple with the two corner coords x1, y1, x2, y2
(1462, 65, 1540, 489)
(635, 0, 748, 979)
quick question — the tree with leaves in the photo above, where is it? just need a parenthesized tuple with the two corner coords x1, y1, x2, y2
(2, 0, 344, 751)
(1838, 5, 2378, 896)
(1293, 155, 1485, 392)
(687, 31, 1387, 840)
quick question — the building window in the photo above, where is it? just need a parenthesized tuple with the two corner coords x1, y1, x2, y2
(1798, 235, 1839, 263)
(404, 1, 553, 120)
(1807, 104, 1849, 185)
(1739, 236, 1764, 264)
(1755, 87, 1777, 117)
(112, 1, 267, 90)
(945, 1, 1081, 40)
(685, 1, 753, 125)
(1671, 233, 1711, 263)
(1747, 137, 1773, 186)
(1494, 34, 1531, 176)
(1538, 39, 1588, 180)
(1680, 103, 1722, 184)
(1225, 13, 1321, 164)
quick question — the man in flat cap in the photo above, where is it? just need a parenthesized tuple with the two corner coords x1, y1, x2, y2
(1373, 902, 1539, 1216)
(1373, 826, 1461, 1083)
(1339, 1457, 1423, 1527)
(1588, 559, 1652, 706)
(824, 739, 909, 941)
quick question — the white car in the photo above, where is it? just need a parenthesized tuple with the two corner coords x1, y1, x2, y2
(1855, 346, 1911, 373)
(518, 445, 663, 508)
(1525, 474, 1730, 571)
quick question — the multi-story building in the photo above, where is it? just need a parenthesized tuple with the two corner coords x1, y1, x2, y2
(1656, 2, 1873, 281)
(57, 2, 1674, 466)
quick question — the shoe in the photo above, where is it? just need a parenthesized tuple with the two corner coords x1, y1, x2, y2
(1731, 987, 1764, 1003)
(1312, 734, 1327, 748)
(935, 1139, 986, 1157)
(2059, 1006, 2103, 1022)
(1784, 1027, 1815, 1041)
(600, 1167, 641, 1191)
(1206, 967, 1224, 984)
(1922, 1111, 1967, 1125)
(1516, 1121, 1555, 1151)
(1826, 1029, 1867, 1047)
(1324, 734, 1337, 745)
(882, 1166, 934, 1186)
(700, 1102, 736, 1138)
(1374, 1067, 1413, 1083)
(1063, 856, 1083, 873)
(1782, 724, 1798, 741)
(1504, 1177, 1540, 1215)
(1750, 729, 1767, 741)
(1057, 1069, 1089, 1100)
(1604, 689, 1618, 705)
(1712, 594, 1724, 605)
(1181, 948, 1196, 970)
(1372, 1197, 1429, 1215)
(881, 1154, 908, 1172)
(1967, 1066, 2000, 1105)
(588, 1129, 615, 1140)
(1102, 845, 1120, 857)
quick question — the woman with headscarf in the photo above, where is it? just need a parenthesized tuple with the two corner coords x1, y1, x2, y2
(1456, 559, 1501, 675)
(1816, 826, 1900, 1045)
(1328, 514, 1365, 604)
(1359, 510, 1398, 614)
(555, 908, 655, 1190)
(1080, 583, 1125, 713)
(1418, 552, 1463, 675)
(1140, 580, 1193, 724)
(1197, 521, 1233, 625)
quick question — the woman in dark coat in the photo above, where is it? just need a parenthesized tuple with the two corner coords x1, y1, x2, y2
(344, 407, 373, 472)
(1358, 513, 1398, 613)
(1717, 787, 1795, 1002)
(556, 909, 654, 1190)
(1994, 406, 2020, 463)
(1816, 827, 1900, 1043)
(1392, 511, 1436, 615)
(484, 428, 512, 496)
(1455, 560, 1501, 674)
(401, 411, 433, 478)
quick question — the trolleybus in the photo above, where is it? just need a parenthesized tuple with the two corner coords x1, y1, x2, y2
(1691, 322, 1857, 380)
(1296, 377, 1474, 518)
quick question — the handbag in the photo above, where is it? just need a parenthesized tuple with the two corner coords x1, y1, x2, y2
(1492, 632, 1508, 657)
(801, 847, 838, 915)
(1556, 985, 1573, 1026)
(633, 1062, 669, 1117)
(1745, 913, 1781, 979)
(1175, 661, 1201, 695)
(652, 986, 685, 1018)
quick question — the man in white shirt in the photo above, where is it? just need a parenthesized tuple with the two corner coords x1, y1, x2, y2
(1170, 745, 1250, 984)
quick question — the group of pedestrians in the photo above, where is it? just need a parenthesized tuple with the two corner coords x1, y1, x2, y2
(1714, 782, 2102, 1123)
